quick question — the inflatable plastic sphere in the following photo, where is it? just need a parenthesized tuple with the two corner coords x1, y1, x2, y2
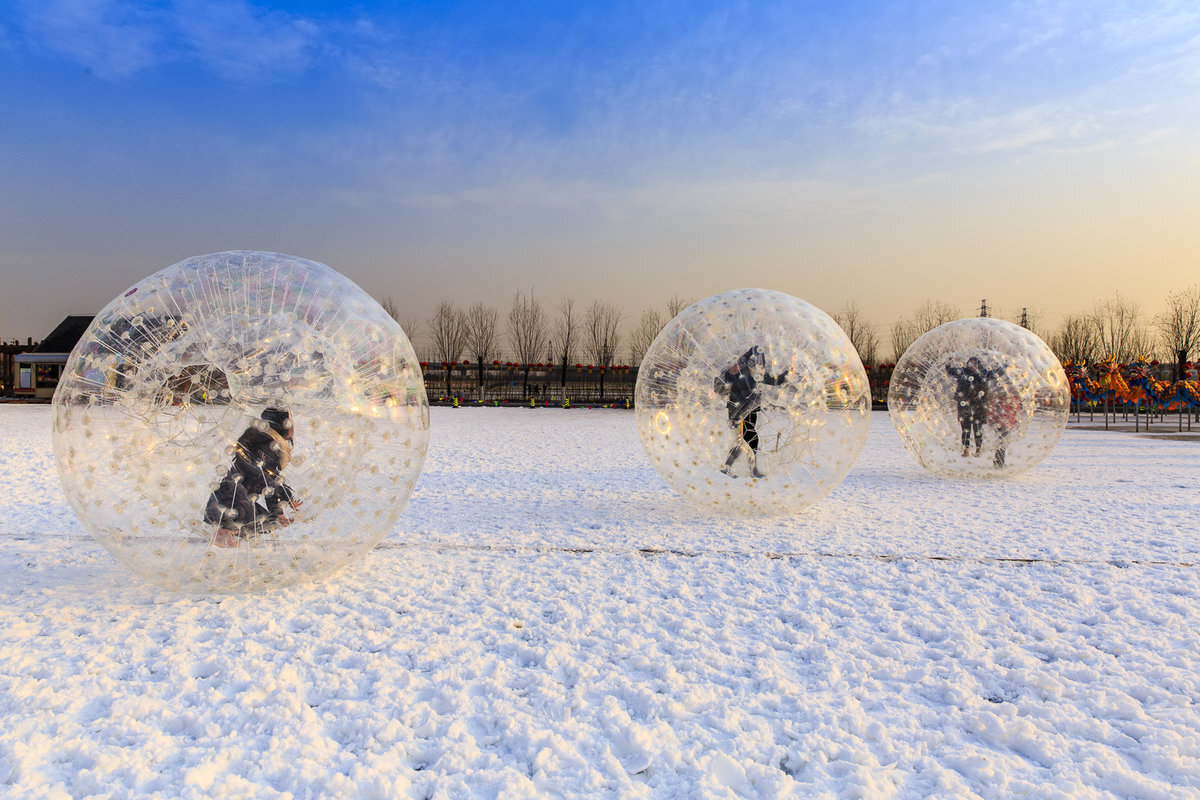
(52, 251, 429, 592)
(887, 317, 1069, 478)
(635, 288, 871, 514)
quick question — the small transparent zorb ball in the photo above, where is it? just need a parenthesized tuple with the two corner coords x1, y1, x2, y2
(52, 251, 429, 592)
(635, 288, 871, 515)
(888, 317, 1069, 478)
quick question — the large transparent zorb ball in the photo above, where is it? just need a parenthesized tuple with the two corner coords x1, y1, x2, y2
(52, 251, 429, 592)
(888, 318, 1068, 478)
(635, 289, 871, 515)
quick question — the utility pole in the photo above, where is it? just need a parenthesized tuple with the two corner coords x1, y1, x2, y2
(1019, 307, 1029, 329)
(979, 299, 989, 318)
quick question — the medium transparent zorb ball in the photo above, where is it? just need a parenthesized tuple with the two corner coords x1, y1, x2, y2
(52, 251, 429, 592)
(635, 289, 871, 515)
(888, 318, 1069, 478)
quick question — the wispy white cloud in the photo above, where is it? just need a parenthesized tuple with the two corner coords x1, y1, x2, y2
(171, 0, 319, 80)
(849, 2, 1200, 162)
(13, 0, 322, 80)
(17, 0, 161, 78)
(1092, 3, 1200, 49)
(858, 100, 1103, 156)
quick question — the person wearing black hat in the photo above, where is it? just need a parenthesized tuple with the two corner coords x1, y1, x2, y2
(714, 346, 789, 478)
(205, 407, 300, 548)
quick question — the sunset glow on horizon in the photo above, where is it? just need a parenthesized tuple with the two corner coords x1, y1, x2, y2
(2, 1, 1197, 349)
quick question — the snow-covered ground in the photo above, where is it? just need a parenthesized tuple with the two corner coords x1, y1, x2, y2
(1, 404, 1197, 799)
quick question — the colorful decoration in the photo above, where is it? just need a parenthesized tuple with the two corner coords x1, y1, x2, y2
(1064, 356, 1200, 413)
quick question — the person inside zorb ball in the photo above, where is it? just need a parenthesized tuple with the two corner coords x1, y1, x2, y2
(635, 288, 871, 515)
(204, 406, 300, 549)
(715, 345, 791, 478)
(52, 251, 429, 592)
(887, 317, 1069, 478)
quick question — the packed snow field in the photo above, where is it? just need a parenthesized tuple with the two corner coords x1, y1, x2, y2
(1, 404, 1197, 799)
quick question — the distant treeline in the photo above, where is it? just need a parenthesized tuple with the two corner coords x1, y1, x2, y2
(385, 285, 1200, 382)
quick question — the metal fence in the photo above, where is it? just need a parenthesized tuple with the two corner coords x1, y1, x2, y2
(421, 362, 637, 406)
(421, 362, 897, 408)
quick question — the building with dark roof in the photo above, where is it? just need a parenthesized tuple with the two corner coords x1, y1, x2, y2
(11, 315, 94, 400)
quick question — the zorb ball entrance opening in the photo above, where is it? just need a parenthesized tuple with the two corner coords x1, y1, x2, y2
(634, 288, 871, 515)
(52, 251, 429, 592)
(887, 317, 1069, 478)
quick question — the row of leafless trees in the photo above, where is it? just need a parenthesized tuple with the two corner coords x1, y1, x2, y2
(1049, 289, 1200, 376)
(381, 292, 692, 395)
(835, 288, 1200, 379)
(381, 285, 1200, 379)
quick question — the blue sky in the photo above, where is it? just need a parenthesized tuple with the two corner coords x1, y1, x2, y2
(2, 1, 1198, 349)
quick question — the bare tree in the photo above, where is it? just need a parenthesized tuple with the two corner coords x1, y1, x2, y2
(889, 320, 919, 363)
(911, 300, 960, 335)
(1090, 293, 1145, 363)
(379, 296, 401, 321)
(628, 308, 663, 366)
(427, 300, 467, 397)
(585, 301, 623, 367)
(507, 290, 546, 364)
(665, 294, 693, 318)
(1156, 285, 1200, 380)
(552, 297, 580, 388)
(887, 300, 958, 362)
(428, 300, 466, 363)
(585, 301, 623, 399)
(507, 290, 546, 397)
(1129, 327, 1159, 363)
(398, 315, 424, 358)
(629, 296, 694, 365)
(1052, 314, 1099, 366)
(464, 302, 500, 396)
(376, 296, 423, 358)
(831, 301, 879, 367)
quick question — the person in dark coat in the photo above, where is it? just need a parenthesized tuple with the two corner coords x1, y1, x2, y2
(715, 346, 789, 478)
(946, 357, 1004, 457)
(205, 407, 299, 548)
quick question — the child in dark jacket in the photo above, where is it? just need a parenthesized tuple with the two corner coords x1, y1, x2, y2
(205, 407, 299, 548)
